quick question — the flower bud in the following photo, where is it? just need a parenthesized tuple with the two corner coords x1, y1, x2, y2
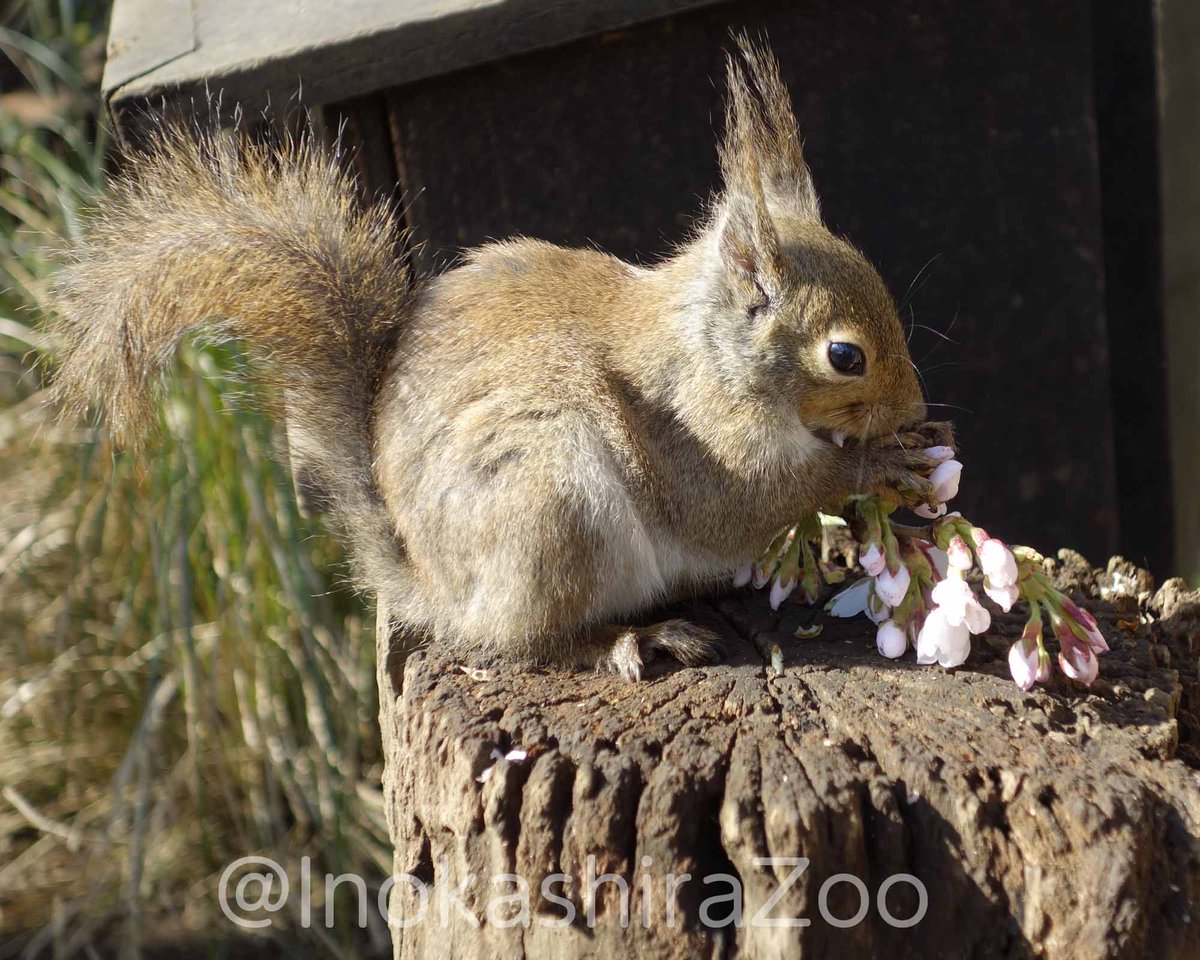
(924, 445, 956, 462)
(1058, 641, 1099, 685)
(1060, 599, 1109, 653)
(875, 563, 912, 607)
(860, 541, 887, 577)
(876, 620, 907, 659)
(978, 539, 1018, 587)
(1008, 638, 1040, 690)
(769, 576, 797, 611)
(947, 535, 973, 571)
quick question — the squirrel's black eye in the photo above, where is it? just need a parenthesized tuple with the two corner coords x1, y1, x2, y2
(828, 341, 866, 376)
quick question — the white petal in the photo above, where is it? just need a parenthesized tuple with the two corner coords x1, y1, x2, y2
(929, 460, 963, 503)
(983, 580, 1019, 612)
(930, 576, 971, 625)
(937, 625, 972, 668)
(928, 547, 950, 579)
(733, 563, 753, 588)
(913, 502, 947, 520)
(865, 589, 891, 625)
(963, 597, 992, 635)
(825, 578, 871, 617)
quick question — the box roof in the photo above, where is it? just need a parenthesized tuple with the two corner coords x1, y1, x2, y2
(103, 0, 720, 121)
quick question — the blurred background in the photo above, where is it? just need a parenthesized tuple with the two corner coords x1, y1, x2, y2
(1, 0, 1197, 956)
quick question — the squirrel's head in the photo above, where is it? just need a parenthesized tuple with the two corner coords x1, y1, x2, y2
(689, 38, 924, 443)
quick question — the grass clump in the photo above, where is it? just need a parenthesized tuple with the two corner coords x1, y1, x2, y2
(1, 3, 390, 955)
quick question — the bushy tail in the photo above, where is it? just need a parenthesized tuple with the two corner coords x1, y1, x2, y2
(49, 124, 413, 590)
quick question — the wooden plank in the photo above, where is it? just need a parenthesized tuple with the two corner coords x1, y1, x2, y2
(102, 0, 725, 125)
(1158, 0, 1200, 583)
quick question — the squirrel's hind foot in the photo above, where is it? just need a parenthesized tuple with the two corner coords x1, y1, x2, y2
(584, 620, 726, 682)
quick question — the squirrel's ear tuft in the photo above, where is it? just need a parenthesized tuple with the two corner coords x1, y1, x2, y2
(720, 34, 820, 221)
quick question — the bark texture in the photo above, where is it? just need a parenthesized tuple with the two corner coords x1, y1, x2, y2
(377, 553, 1200, 959)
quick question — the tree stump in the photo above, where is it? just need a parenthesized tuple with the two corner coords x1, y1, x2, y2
(375, 554, 1200, 959)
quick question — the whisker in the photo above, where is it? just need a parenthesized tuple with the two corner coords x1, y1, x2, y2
(910, 323, 959, 345)
(923, 401, 974, 414)
(915, 308, 961, 367)
(887, 352, 931, 403)
(898, 253, 944, 311)
(917, 361, 961, 376)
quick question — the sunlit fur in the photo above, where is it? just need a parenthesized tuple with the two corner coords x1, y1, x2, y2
(50, 40, 934, 671)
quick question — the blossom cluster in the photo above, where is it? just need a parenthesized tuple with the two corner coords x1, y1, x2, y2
(744, 453, 1110, 688)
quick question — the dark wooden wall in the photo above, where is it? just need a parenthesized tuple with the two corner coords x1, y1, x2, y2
(329, 0, 1172, 573)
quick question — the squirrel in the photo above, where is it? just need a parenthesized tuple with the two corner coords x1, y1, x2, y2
(48, 39, 949, 680)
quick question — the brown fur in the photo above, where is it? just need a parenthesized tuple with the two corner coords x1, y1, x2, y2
(49, 41, 939, 677)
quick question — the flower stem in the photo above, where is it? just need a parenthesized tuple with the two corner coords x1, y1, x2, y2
(889, 521, 935, 541)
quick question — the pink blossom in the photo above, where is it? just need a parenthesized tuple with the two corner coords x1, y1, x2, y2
(913, 502, 948, 520)
(947, 535, 973, 571)
(915, 607, 971, 668)
(769, 576, 797, 611)
(930, 575, 992, 634)
(1008, 638, 1040, 690)
(924, 445, 956, 462)
(874, 563, 912, 607)
(860, 541, 887, 577)
(876, 620, 907, 658)
(983, 579, 1019, 612)
(733, 563, 753, 588)
(978, 539, 1018, 587)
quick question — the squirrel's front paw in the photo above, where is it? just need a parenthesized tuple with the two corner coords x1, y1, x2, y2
(857, 424, 956, 502)
(883, 420, 956, 455)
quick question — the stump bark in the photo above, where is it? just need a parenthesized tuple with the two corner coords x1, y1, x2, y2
(376, 554, 1200, 959)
